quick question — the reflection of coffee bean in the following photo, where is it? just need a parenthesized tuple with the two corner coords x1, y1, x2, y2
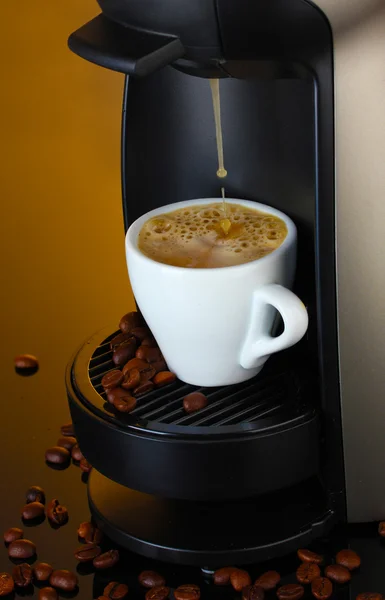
(39, 587, 58, 600)
(93, 549, 120, 569)
(230, 571, 252, 593)
(12, 563, 33, 587)
(335, 549, 361, 570)
(104, 582, 129, 599)
(254, 571, 281, 591)
(323, 565, 350, 584)
(49, 570, 78, 592)
(80, 458, 93, 473)
(133, 381, 154, 397)
(153, 372, 176, 388)
(183, 392, 208, 414)
(45, 447, 70, 465)
(213, 567, 236, 586)
(77, 522, 103, 544)
(8, 539, 36, 559)
(174, 585, 200, 600)
(60, 422, 75, 437)
(0, 573, 14, 596)
(276, 584, 304, 600)
(119, 312, 143, 334)
(356, 594, 383, 600)
(139, 571, 166, 588)
(102, 370, 124, 391)
(14, 354, 39, 369)
(311, 578, 333, 600)
(145, 587, 170, 600)
(297, 549, 323, 564)
(113, 338, 137, 367)
(21, 502, 45, 520)
(71, 444, 84, 462)
(26, 486, 45, 504)
(296, 563, 320, 584)
(34, 563, 53, 581)
(56, 437, 77, 451)
(47, 499, 68, 526)
(242, 585, 264, 600)
(74, 543, 101, 562)
(4, 527, 23, 543)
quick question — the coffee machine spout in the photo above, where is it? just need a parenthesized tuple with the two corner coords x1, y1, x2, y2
(68, 13, 185, 77)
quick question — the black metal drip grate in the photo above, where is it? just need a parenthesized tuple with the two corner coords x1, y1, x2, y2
(84, 330, 310, 432)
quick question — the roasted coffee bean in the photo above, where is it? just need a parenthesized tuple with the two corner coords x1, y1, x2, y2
(131, 327, 151, 342)
(213, 567, 236, 586)
(77, 521, 103, 543)
(8, 539, 36, 559)
(242, 585, 264, 600)
(133, 380, 154, 397)
(145, 587, 170, 600)
(297, 549, 323, 564)
(45, 446, 70, 465)
(113, 338, 137, 366)
(107, 386, 134, 405)
(324, 564, 351, 584)
(152, 360, 168, 374)
(104, 582, 129, 599)
(136, 346, 163, 363)
(93, 549, 119, 569)
(46, 499, 68, 526)
(60, 422, 74, 437)
(21, 501, 45, 520)
(71, 444, 84, 462)
(336, 549, 361, 570)
(57, 436, 77, 451)
(230, 570, 252, 593)
(296, 562, 320, 584)
(183, 392, 208, 414)
(378, 521, 385, 537)
(356, 594, 383, 600)
(110, 332, 133, 351)
(141, 336, 157, 347)
(153, 371, 176, 388)
(311, 577, 333, 600)
(139, 571, 166, 588)
(4, 527, 23, 543)
(119, 312, 143, 334)
(26, 485, 45, 504)
(80, 458, 93, 473)
(122, 368, 141, 390)
(74, 543, 101, 562)
(139, 366, 157, 382)
(113, 392, 137, 413)
(49, 570, 78, 592)
(254, 571, 281, 591)
(12, 563, 33, 587)
(277, 584, 305, 600)
(174, 584, 200, 600)
(34, 563, 53, 581)
(0, 573, 14, 596)
(122, 358, 149, 376)
(39, 587, 58, 600)
(14, 354, 38, 369)
(98, 597, 110, 600)
(102, 370, 124, 391)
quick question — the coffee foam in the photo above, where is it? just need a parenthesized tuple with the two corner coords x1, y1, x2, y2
(138, 203, 288, 268)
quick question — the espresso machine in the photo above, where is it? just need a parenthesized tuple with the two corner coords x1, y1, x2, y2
(66, 0, 385, 566)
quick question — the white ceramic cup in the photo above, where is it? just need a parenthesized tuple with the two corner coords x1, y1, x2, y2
(125, 198, 308, 386)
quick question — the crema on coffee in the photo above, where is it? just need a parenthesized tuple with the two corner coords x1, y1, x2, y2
(138, 203, 287, 269)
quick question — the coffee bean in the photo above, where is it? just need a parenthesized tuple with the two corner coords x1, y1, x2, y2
(39, 587, 58, 600)
(213, 567, 236, 586)
(131, 327, 152, 342)
(110, 332, 134, 351)
(356, 594, 383, 600)
(311, 577, 333, 600)
(107, 386, 133, 405)
(14, 354, 38, 369)
(136, 346, 163, 363)
(119, 312, 143, 334)
(183, 392, 208, 414)
(45, 446, 70, 465)
(152, 360, 168, 373)
(139, 571, 166, 588)
(71, 444, 84, 462)
(122, 358, 149, 376)
(133, 381, 154, 396)
(0, 573, 14, 596)
(297, 549, 323, 564)
(8, 539, 36, 559)
(122, 368, 141, 390)
(104, 582, 129, 599)
(74, 543, 101, 562)
(145, 587, 170, 600)
(98, 597, 110, 600)
(26, 485, 45, 504)
(153, 372, 176, 388)
(21, 501, 45, 520)
(230, 570, 252, 593)
(46, 499, 68, 526)
(254, 571, 281, 591)
(60, 422, 75, 437)
(102, 370, 124, 391)
(336, 549, 361, 570)
(141, 337, 157, 347)
(77, 521, 103, 543)
(324, 564, 351, 584)
(93, 549, 120, 569)
(113, 393, 137, 413)
(296, 562, 320, 584)
(12, 563, 33, 587)
(378, 521, 385, 537)
(277, 584, 305, 600)
(80, 458, 93, 473)
(174, 584, 200, 600)
(34, 563, 53, 581)
(49, 570, 78, 592)
(242, 585, 264, 600)
(3, 527, 23, 543)
(57, 436, 77, 451)
(113, 338, 137, 366)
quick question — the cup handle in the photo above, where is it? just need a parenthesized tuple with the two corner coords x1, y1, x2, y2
(240, 283, 309, 370)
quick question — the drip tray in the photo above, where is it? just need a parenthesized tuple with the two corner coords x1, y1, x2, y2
(67, 325, 320, 501)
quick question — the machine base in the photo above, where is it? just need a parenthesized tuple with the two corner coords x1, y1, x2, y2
(88, 469, 336, 567)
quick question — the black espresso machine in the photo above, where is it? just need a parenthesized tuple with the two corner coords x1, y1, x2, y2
(66, 0, 346, 567)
